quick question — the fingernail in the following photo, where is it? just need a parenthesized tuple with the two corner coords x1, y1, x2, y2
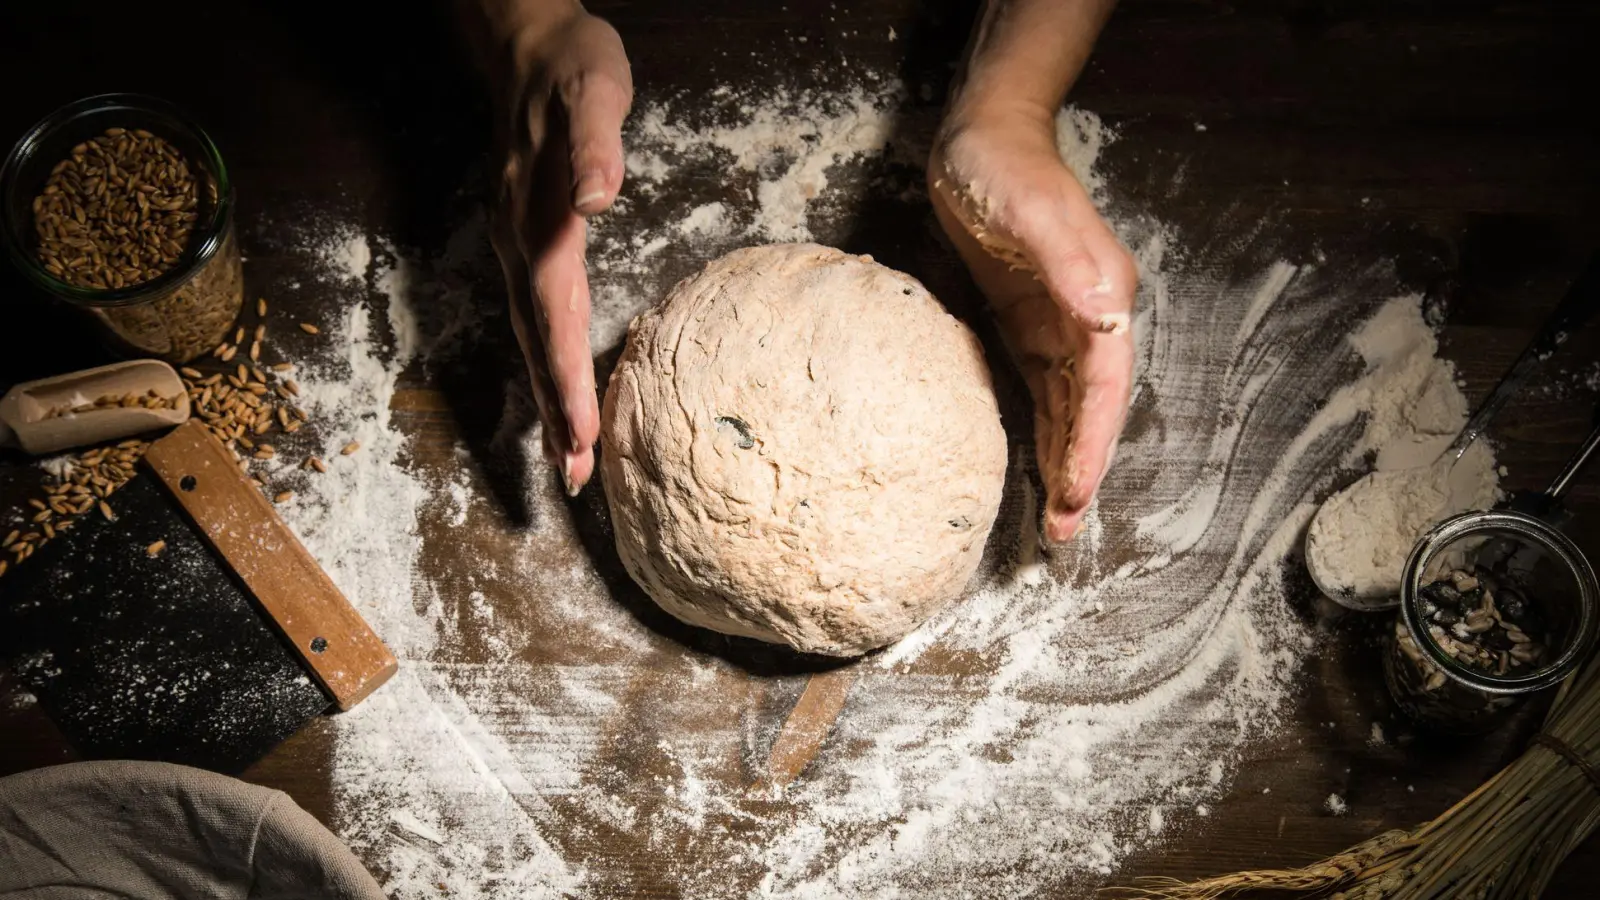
(560, 454, 578, 496)
(1092, 311, 1130, 335)
(1044, 511, 1074, 543)
(573, 172, 606, 210)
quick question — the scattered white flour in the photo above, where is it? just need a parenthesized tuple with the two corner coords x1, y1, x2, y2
(678, 201, 730, 237)
(251, 75, 1497, 899)
(1368, 721, 1387, 748)
(1055, 107, 1114, 201)
(627, 82, 899, 242)
(1325, 793, 1348, 816)
(311, 227, 373, 285)
(272, 216, 579, 898)
(1303, 299, 1500, 602)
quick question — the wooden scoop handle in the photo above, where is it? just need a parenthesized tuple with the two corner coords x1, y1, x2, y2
(141, 420, 397, 710)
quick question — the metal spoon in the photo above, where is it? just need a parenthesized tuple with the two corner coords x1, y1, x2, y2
(1307, 254, 1600, 608)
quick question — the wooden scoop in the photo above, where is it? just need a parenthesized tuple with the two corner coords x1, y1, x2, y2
(0, 360, 190, 456)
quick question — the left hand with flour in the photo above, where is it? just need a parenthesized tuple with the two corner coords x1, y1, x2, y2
(459, 0, 633, 495)
(930, 0, 1135, 542)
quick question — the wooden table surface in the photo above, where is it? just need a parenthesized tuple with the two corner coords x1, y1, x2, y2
(3, 1, 1600, 896)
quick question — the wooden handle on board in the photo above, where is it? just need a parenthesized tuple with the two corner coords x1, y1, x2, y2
(141, 420, 397, 710)
(755, 667, 856, 790)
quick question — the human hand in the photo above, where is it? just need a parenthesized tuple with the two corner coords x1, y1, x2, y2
(929, 107, 1136, 542)
(486, 5, 631, 494)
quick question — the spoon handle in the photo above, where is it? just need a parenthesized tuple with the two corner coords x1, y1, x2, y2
(1548, 420, 1600, 501)
(1447, 253, 1600, 460)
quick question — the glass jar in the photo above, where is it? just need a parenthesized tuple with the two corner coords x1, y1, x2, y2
(1, 94, 242, 364)
(1386, 510, 1598, 734)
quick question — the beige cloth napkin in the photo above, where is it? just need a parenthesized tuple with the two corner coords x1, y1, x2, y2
(0, 760, 383, 899)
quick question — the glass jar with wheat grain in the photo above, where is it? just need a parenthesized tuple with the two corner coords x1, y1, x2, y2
(1387, 511, 1598, 735)
(1, 94, 242, 364)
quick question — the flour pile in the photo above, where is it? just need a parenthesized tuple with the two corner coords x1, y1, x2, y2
(1304, 301, 1500, 602)
(252, 76, 1497, 898)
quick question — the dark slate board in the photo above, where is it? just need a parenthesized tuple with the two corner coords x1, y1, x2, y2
(0, 472, 330, 773)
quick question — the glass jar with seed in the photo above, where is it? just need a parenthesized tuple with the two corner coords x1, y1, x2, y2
(1386, 511, 1598, 735)
(1, 94, 242, 364)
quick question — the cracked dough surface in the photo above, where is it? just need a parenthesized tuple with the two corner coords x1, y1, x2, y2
(600, 243, 1008, 656)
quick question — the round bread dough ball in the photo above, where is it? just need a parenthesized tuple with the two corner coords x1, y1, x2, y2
(600, 243, 1008, 656)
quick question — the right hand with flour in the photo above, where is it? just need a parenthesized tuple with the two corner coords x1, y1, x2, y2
(931, 0, 1134, 542)
(462, 0, 633, 494)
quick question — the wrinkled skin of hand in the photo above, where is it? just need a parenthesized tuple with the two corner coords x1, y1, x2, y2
(488, 10, 631, 494)
(929, 109, 1136, 542)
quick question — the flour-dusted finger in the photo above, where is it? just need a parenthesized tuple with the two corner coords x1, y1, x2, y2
(1048, 327, 1134, 542)
(528, 211, 599, 494)
(1010, 175, 1134, 336)
(554, 19, 633, 215)
(492, 209, 571, 477)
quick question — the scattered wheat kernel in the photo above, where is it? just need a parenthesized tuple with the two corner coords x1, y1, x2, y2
(255, 324, 266, 341)
(180, 366, 203, 379)
(147, 540, 166, 557)
(340, 441, 360, 456)
(272, 362, 293, 372)
(298, 322, 319, 335)
(249, 340, 261, 361)
(257, 297, 267, 316)
(98, 501, 114, 521)
(274, 491, 294, 504)
(234, 326, 246, 344)
(308, 456, 327, 473)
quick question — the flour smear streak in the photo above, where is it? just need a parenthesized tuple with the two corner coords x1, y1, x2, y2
(263, 78, 1485, 898)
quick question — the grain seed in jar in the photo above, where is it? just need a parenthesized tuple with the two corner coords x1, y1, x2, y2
(1, 96, 243, 364)
(1415, 567, 1551, 674)
(1385, 563, 1554, 734)
(33, 128, 198, 291)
